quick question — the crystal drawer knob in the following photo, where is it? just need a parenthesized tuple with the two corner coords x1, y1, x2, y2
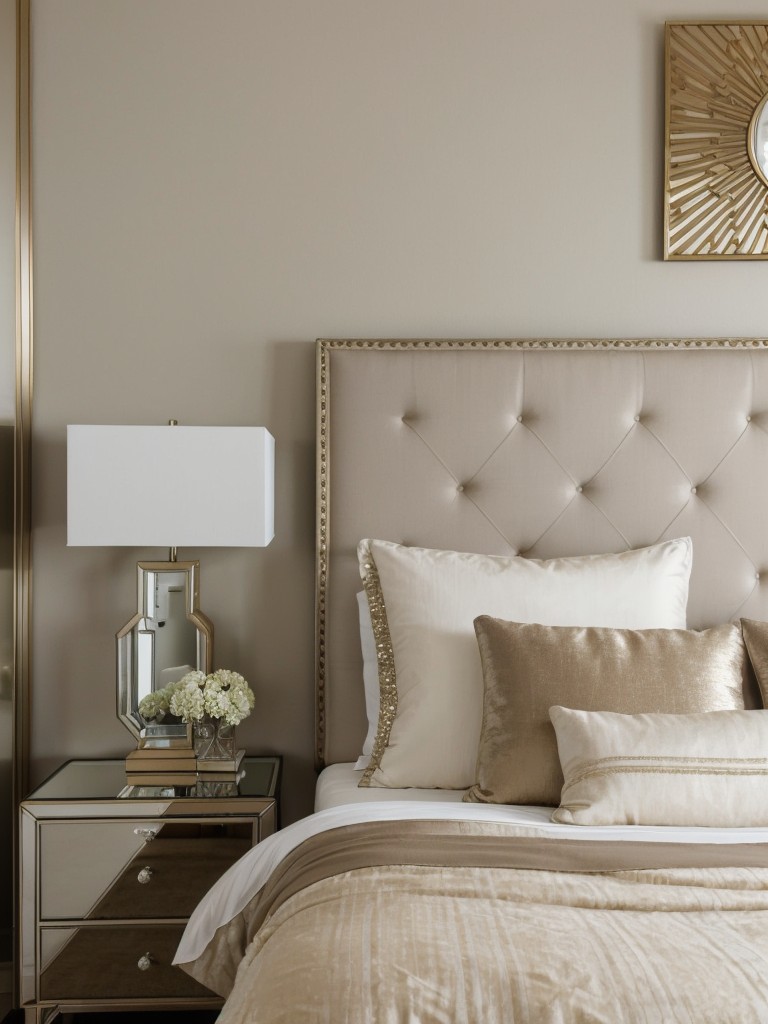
(133, 826, 158, 842)
(137, 953, 152, 971)
(137, 866, 153, 885)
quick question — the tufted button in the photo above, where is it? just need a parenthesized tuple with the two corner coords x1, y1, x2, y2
(576, 485, 583, 494)
(756, 572, 761, 581)
(746, 415, 752, 423)
(457, 484, 465, 493)
(517, 414, 524, 423)
(634, 415, 641, 423)
(690, 486, 697, 495)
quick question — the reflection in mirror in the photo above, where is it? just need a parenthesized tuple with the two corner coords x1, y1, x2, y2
(116, 562, 213, 746)
(139, 570, 199, 692)
(749, 93, 768, 188)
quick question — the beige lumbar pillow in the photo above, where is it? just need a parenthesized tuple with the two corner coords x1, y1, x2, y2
(465, 618, 748, 807)
(358, 536, 692, 790)
(550, 705, 768, 827)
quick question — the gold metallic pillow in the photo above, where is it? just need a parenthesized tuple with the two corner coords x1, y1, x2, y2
(465, 618, 749, 807)
(740, 618, 768, 705)
(550, 705, 768, 827)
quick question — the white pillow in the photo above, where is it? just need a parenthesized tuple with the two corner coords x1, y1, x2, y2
(358, 536, 692, 790)
(550, 705, 768, 827)
(355, 591, 378, 770)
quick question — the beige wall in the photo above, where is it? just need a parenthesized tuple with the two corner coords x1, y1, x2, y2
(29, 0, 768, 823)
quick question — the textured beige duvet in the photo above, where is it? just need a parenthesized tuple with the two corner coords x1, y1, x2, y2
(183, 820, 768, 1024)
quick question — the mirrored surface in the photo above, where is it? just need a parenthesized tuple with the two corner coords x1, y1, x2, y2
(116, 562, 213, 744)
(137, 569, 199, 693)
(25, 757, 281, 800)
(749, 93, 768, 187)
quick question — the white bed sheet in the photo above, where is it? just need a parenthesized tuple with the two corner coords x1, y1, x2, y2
(315, 761, 467, 810)
(174, 797, 768, 967)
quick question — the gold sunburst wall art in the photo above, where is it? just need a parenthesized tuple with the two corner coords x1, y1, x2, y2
(665, 21, 768, 259)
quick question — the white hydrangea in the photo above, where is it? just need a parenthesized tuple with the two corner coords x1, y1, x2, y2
(137, 686, 172, 722)
(169, 677, 206, 723)
(204, 675, 254, 725)
(202, 669, 255, 725)
(155, 668, 255, 725)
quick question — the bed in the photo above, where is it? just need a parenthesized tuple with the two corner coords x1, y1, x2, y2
(176, 339, 768, 1023)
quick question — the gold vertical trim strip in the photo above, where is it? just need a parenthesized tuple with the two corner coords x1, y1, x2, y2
(15, 0, 31, 806)
(14, 0, 31, 1007)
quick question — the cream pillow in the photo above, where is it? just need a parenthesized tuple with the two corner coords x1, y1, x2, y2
(358, 536, 692, 790)
(466, 619, 747, 807)
(550, 705, 768, 827)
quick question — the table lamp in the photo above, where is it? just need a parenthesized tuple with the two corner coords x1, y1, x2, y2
(67, 423, 275, 753)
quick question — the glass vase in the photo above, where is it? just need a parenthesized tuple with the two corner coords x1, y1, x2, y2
(193, 715, 236, 761)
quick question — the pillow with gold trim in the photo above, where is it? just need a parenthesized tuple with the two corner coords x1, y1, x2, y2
(550, 705, 768, 827)
(465, 618, 750, 807)
(358, 536, 692, 790)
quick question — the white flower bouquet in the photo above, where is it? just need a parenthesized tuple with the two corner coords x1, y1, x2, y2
(138, 669, 255, 727)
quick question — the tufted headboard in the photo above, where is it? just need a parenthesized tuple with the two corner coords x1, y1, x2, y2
(315, 339, 768, 768)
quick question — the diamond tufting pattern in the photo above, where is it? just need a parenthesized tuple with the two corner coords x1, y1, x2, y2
(317, 341, 768, 765)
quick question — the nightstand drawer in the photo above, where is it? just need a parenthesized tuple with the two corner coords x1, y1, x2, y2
(40, 820, 253, 920)
(40, 924, 212, 1001)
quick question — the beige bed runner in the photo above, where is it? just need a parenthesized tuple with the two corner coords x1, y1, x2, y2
(182, 819, 768, 1022)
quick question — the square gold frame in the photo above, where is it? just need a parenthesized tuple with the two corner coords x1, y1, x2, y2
(665, 21, 768, 259)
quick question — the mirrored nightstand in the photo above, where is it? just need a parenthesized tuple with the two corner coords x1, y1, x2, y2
(20, 756, 280, 1023)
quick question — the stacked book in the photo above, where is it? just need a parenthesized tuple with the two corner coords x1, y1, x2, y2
(124, 746, 199, 786)
(197, 749, 245, 775)
(125, 747, 247, 785)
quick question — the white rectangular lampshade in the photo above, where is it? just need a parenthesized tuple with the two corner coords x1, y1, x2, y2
(67, 425, 275, 548)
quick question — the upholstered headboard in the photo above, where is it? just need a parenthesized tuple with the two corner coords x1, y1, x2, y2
(315, 339, 768, 768)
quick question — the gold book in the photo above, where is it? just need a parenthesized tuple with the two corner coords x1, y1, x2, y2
(195, 748, 245, 773)
(123, 771, 198, 786)
(126, 758, 198, 773)
(126, 746, 196, 761)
